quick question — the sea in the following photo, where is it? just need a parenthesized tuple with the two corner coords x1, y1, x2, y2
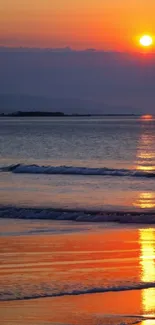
(0, 115, 155, 212)
(0, 115, 155, 325)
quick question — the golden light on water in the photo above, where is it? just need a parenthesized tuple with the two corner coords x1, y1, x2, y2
(138, 120, 155, 322)
(133, 119, 155, 210)
(137, 166, 155, 172)
(136, 120, 155, 174)
(138, 153, 155, 160)
(141, 115, 153, 120)
(136, 131, 155, 176)
(139, 229, 155, 323)
(134, 192, 155, 209)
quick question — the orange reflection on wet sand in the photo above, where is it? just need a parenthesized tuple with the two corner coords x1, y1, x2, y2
(0, 224, 155, 324)
(140, 319, 155, 325)
(0, 226, 142, 324)
(140, 229, 155, 321)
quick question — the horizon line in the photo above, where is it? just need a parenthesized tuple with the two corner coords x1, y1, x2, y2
(0, 46, 155, 55)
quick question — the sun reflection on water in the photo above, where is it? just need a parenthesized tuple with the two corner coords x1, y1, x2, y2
(134, 192, 155, 209)
(136, 131, 155, 173)
(140, 229, 155, 323)
(133, 119, 155, 210)
(141, 115, 153, 120)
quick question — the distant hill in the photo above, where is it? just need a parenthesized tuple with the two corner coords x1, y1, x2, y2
(0, 94, 135, 115)
(6, 111, 66, 117)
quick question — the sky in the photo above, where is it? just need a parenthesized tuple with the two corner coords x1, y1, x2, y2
(0, 1, 155, 114)
(0, 50, 155, 113)
(1, 0, 155, 51)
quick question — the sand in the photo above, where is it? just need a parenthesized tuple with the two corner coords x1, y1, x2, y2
(0, 219, 155, 325)
(0, 289, 155, 324)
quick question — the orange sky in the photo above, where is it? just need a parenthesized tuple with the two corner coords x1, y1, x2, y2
(1, 0, 155, 51)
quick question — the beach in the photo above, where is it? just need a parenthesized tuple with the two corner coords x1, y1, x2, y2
(0, 116, 155, 324)
(1, 290, 155, 325)
(0, 218, 155, 325)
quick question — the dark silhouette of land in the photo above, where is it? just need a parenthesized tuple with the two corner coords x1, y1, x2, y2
(0, 110, 136, 117)
(6, 111, 65, 117)
(0, 94, 137, 116)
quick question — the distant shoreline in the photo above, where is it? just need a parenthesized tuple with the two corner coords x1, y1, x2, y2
(0, 111, 137, 117)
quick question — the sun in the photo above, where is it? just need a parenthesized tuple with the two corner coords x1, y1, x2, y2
(139, 35, 153, 47)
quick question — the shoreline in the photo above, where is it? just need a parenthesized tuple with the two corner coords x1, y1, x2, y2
(1, 219, 155, 324)
(1, 281, 155, 302)
(0, 289, 155, 325)
(0, 206, 155, 224)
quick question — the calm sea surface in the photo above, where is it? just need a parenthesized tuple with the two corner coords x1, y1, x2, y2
(0, 116, 155, 211)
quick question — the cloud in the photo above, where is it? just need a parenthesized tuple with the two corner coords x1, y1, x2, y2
(0, 48, 155, 113)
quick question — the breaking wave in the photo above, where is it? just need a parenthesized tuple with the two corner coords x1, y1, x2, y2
(1, 163, 155, 178)
(1, 281, 155, 301)
(0, 206, 155, 223)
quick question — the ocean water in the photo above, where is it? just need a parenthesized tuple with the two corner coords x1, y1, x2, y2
(0, 116, 155, 325)
(0, 116, 155, 213)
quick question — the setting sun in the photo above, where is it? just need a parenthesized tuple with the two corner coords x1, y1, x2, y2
(141, 114, 153, 120)
(140, 35, 153, 47)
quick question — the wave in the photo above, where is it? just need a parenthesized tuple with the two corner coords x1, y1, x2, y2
(0, 206, 155, 223)
(1, 281, 155, 302)
(1, 163, 155, 178)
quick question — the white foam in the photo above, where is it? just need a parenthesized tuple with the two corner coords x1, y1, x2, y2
(0, 206, 155, 224)
(2, 163, 155, 178)
(1, 281, 155, 302)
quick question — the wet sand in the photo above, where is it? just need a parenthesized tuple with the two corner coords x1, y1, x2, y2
(0, 219, 155, 324)
(0, 289, 155, 325)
